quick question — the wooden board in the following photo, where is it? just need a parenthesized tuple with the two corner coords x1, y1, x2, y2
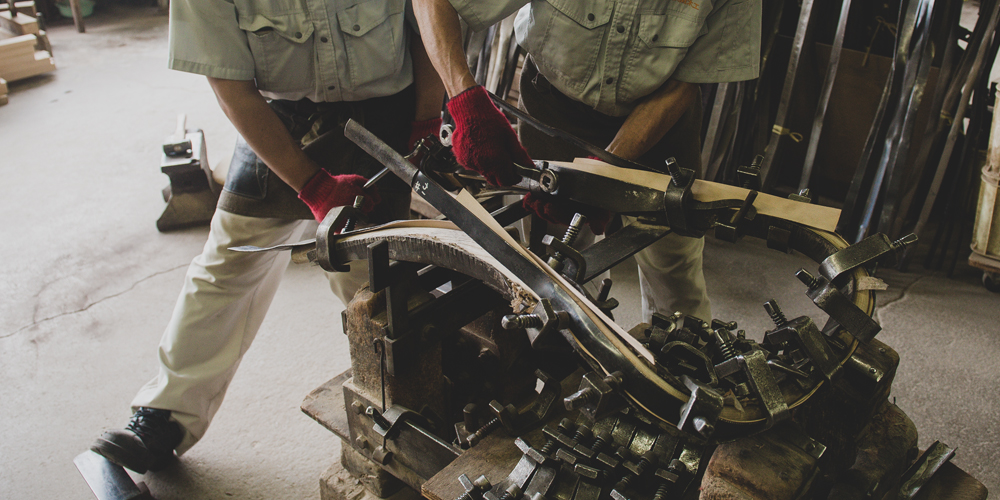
(0, 49, 54, 81)
(421, 433, 522, 500)
(0, 11, 39, 35)
(554, 158, 842, 232)
(0, 2, 38, 17)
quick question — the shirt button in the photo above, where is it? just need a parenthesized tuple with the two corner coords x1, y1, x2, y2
(616, 25, 625, 33)
(320, 36, 329, 43)
(587, 13, 595, 21)
(652, 34, 659, 42)
(295, 31, 302, 38)
(353, 24, 361, 31)
(328, 85, 336, 90)
(606, 77, 614, 85)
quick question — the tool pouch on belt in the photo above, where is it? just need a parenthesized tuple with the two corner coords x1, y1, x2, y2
(218, 87, 414, 222)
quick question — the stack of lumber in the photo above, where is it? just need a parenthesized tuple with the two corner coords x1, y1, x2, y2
(0, 5, 55, 84)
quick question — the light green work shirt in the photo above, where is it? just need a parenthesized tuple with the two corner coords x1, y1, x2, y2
(168, 0, 413, 102)
(451, 0, 761, 117)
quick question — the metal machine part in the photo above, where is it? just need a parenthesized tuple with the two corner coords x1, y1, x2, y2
(279, 122, 988, 500)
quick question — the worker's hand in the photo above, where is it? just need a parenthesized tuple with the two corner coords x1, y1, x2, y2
(298, 170, 381, 223)
(522, 192, 613, 235)
(446, 85, 529, 186)
(407, 117, 442, 166)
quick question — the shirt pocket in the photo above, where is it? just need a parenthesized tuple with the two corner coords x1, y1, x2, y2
(239, 12, 316, 94)
(337, 0, 406, 89)
(520, 0, 612, 93)
(621, 13, 704, 102)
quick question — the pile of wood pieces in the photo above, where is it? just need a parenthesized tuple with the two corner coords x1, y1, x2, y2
(0, 1, 55, 105)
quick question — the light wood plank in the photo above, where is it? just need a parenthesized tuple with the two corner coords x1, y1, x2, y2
(0, 11, 39, 35)
(555, 158, 842, 232)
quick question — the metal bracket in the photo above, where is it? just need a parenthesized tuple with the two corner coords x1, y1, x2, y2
(662, 163, 699, 237)
(714, 191, 758, 243)
(739, 350, 790, 428)
(563, 371, 625, 422)
(796, 269, 881, 343)
(819, 233, 918, 281)
(764, 315, 843, 382)
(316, 205, 359, 272)
(676, 375, 724, 439)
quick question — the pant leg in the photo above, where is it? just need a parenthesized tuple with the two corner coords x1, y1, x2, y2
(518, 59, 711, 323)
(132, 210, 310, 454)
(634, 231, 711, 323)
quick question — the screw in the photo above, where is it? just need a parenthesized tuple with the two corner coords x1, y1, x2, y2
(795, 269, 822, 290)
(547, 213, 587, 269)
(597, 278, 613, 303)
(591, 430, 612, 454)
(454, 475, 491, 500)
(564, 387, 597, 410)
(763, 300, 788, 328)
(891, 233, 918, 251)
(466, 417, 501, 446)
(615, 450, 656, 491)
(572, 424, 593, 445)
(501, 313, 544, 330)
(463, 403, 479, 433)
(664, 158, 683, 186)
(541, 418, 574, 455)
(713, 328, 736, 360)
(497, 484, 521, 500)
(342, 195, 365, 232)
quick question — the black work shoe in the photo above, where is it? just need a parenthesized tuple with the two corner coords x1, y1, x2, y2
(91, 407, 183, 474)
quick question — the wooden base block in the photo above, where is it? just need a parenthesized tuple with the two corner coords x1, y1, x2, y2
(0, 2, 38, 18)
(0, 49, 54, 81)
(0, 11, 39, 35)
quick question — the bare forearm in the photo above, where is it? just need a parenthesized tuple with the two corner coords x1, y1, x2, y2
(207, 77, 319, 191)
(411, 32, 447, 121)
(412, 0, 477, 98)
(607, 80, 698, 161)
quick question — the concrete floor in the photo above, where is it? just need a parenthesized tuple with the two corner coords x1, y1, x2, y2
(1, 5, 998, 500)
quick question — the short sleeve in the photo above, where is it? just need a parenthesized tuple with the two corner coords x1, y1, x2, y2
(672, 0, 761, 84)
(168, 0, 256, 80)
(448, 0, 530, 32)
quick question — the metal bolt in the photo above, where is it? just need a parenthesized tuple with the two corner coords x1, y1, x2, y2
(564, 387, 597, 410)
(891, 233, 918, 251)
(454, 475, 491, 500)
(597, 278, 613, 303)
(547, 213, 587, 269)
(572, 424, 593, 445)
(463, 403, 479, 433)
(351, 400, 364, 414)
(355, 436, 368, 450)
(591, 430, 612, 454)
(342, 195, 365, 233)
(763, 300, 788, 328)
(542, 418, 575, 455)
(664, 158, 683, 186)
(795, 269, 822, 290)
(501, 313, 544, 330)
(498, 484, 521, 500)
(615, 450, 656, 491)
(713, 328, 736, 361)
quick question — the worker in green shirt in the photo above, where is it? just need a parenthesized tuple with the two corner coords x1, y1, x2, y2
(413, 0, 762, 324)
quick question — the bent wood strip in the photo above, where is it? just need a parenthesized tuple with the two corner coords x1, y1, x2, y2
(557, 159, 841, 232)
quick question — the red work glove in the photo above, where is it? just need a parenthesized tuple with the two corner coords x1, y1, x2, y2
(298, 170, 381, 223)
(446, 85, 530, 186)
(522, 192, 613, 235)
(407, 117, 441, 165)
